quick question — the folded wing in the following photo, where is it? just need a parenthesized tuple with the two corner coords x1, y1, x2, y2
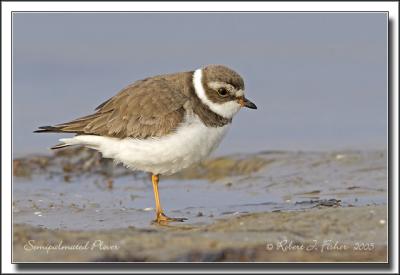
(35, 76, 189, 139)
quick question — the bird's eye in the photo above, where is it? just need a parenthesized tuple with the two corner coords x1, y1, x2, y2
(217, 88, 228, 96)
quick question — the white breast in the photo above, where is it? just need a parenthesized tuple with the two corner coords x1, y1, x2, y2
(60, 115, 230, 175)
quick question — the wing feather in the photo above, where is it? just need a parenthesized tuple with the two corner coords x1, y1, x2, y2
(40, 73, 190, 139)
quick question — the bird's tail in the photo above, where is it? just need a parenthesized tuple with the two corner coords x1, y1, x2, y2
(34, 125, 65, 134)
(50, 143, 71, 150)
(34, 112, 101, 135)
(49, 137, 85, 150)
(34, 119, 93, 150)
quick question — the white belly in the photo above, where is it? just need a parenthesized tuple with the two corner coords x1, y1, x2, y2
(60, 115, 230, 175)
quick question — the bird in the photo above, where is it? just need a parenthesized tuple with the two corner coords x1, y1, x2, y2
(35, 65, 257, 224)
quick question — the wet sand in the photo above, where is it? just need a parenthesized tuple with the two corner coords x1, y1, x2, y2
(13, 205, 387, 262)
(12, 148, 387, 262)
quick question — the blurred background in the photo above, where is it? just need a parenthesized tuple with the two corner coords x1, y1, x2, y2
(12, 12, 388, 157)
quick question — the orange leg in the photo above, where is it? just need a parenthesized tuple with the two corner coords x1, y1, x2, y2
(151, 174, 187, 224)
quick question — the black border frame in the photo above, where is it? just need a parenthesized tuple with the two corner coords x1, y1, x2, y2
(1, 4, 396, 272)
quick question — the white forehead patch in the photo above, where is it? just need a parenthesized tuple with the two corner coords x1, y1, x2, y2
(193, 69, 241, 119)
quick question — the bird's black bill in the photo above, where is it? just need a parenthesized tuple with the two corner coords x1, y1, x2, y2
(244, 98, 257, 109)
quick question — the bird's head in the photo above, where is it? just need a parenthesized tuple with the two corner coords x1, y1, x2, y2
(193, 65, 257, 119)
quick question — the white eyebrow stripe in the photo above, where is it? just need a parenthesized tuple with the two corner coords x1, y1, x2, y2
(207, 81, 228, 90)
(235, 89, 244, 97)
(193, 69, 241, 119)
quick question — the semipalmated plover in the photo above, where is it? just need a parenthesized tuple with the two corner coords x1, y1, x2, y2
(35, 65, 257, 224)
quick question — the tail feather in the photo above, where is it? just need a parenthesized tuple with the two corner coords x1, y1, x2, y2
(50, 143, 71, 150)
(49, 137, 83, 150)
(34, 113, 102, 135)
(35, 114, 105, 150)
(34, 126, 64, 133)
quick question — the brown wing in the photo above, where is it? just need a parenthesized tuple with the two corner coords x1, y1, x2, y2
(37, 74, 190, 139)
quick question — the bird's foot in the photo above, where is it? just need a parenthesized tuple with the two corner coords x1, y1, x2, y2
(153, 212, 187, 224)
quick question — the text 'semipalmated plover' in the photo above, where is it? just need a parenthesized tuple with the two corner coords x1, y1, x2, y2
(35, 65, 257, 224)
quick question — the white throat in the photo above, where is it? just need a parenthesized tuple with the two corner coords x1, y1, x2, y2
(193, 69, 241, 119)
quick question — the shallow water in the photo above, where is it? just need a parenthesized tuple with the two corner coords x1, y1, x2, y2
(13, 150, 387, 230)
